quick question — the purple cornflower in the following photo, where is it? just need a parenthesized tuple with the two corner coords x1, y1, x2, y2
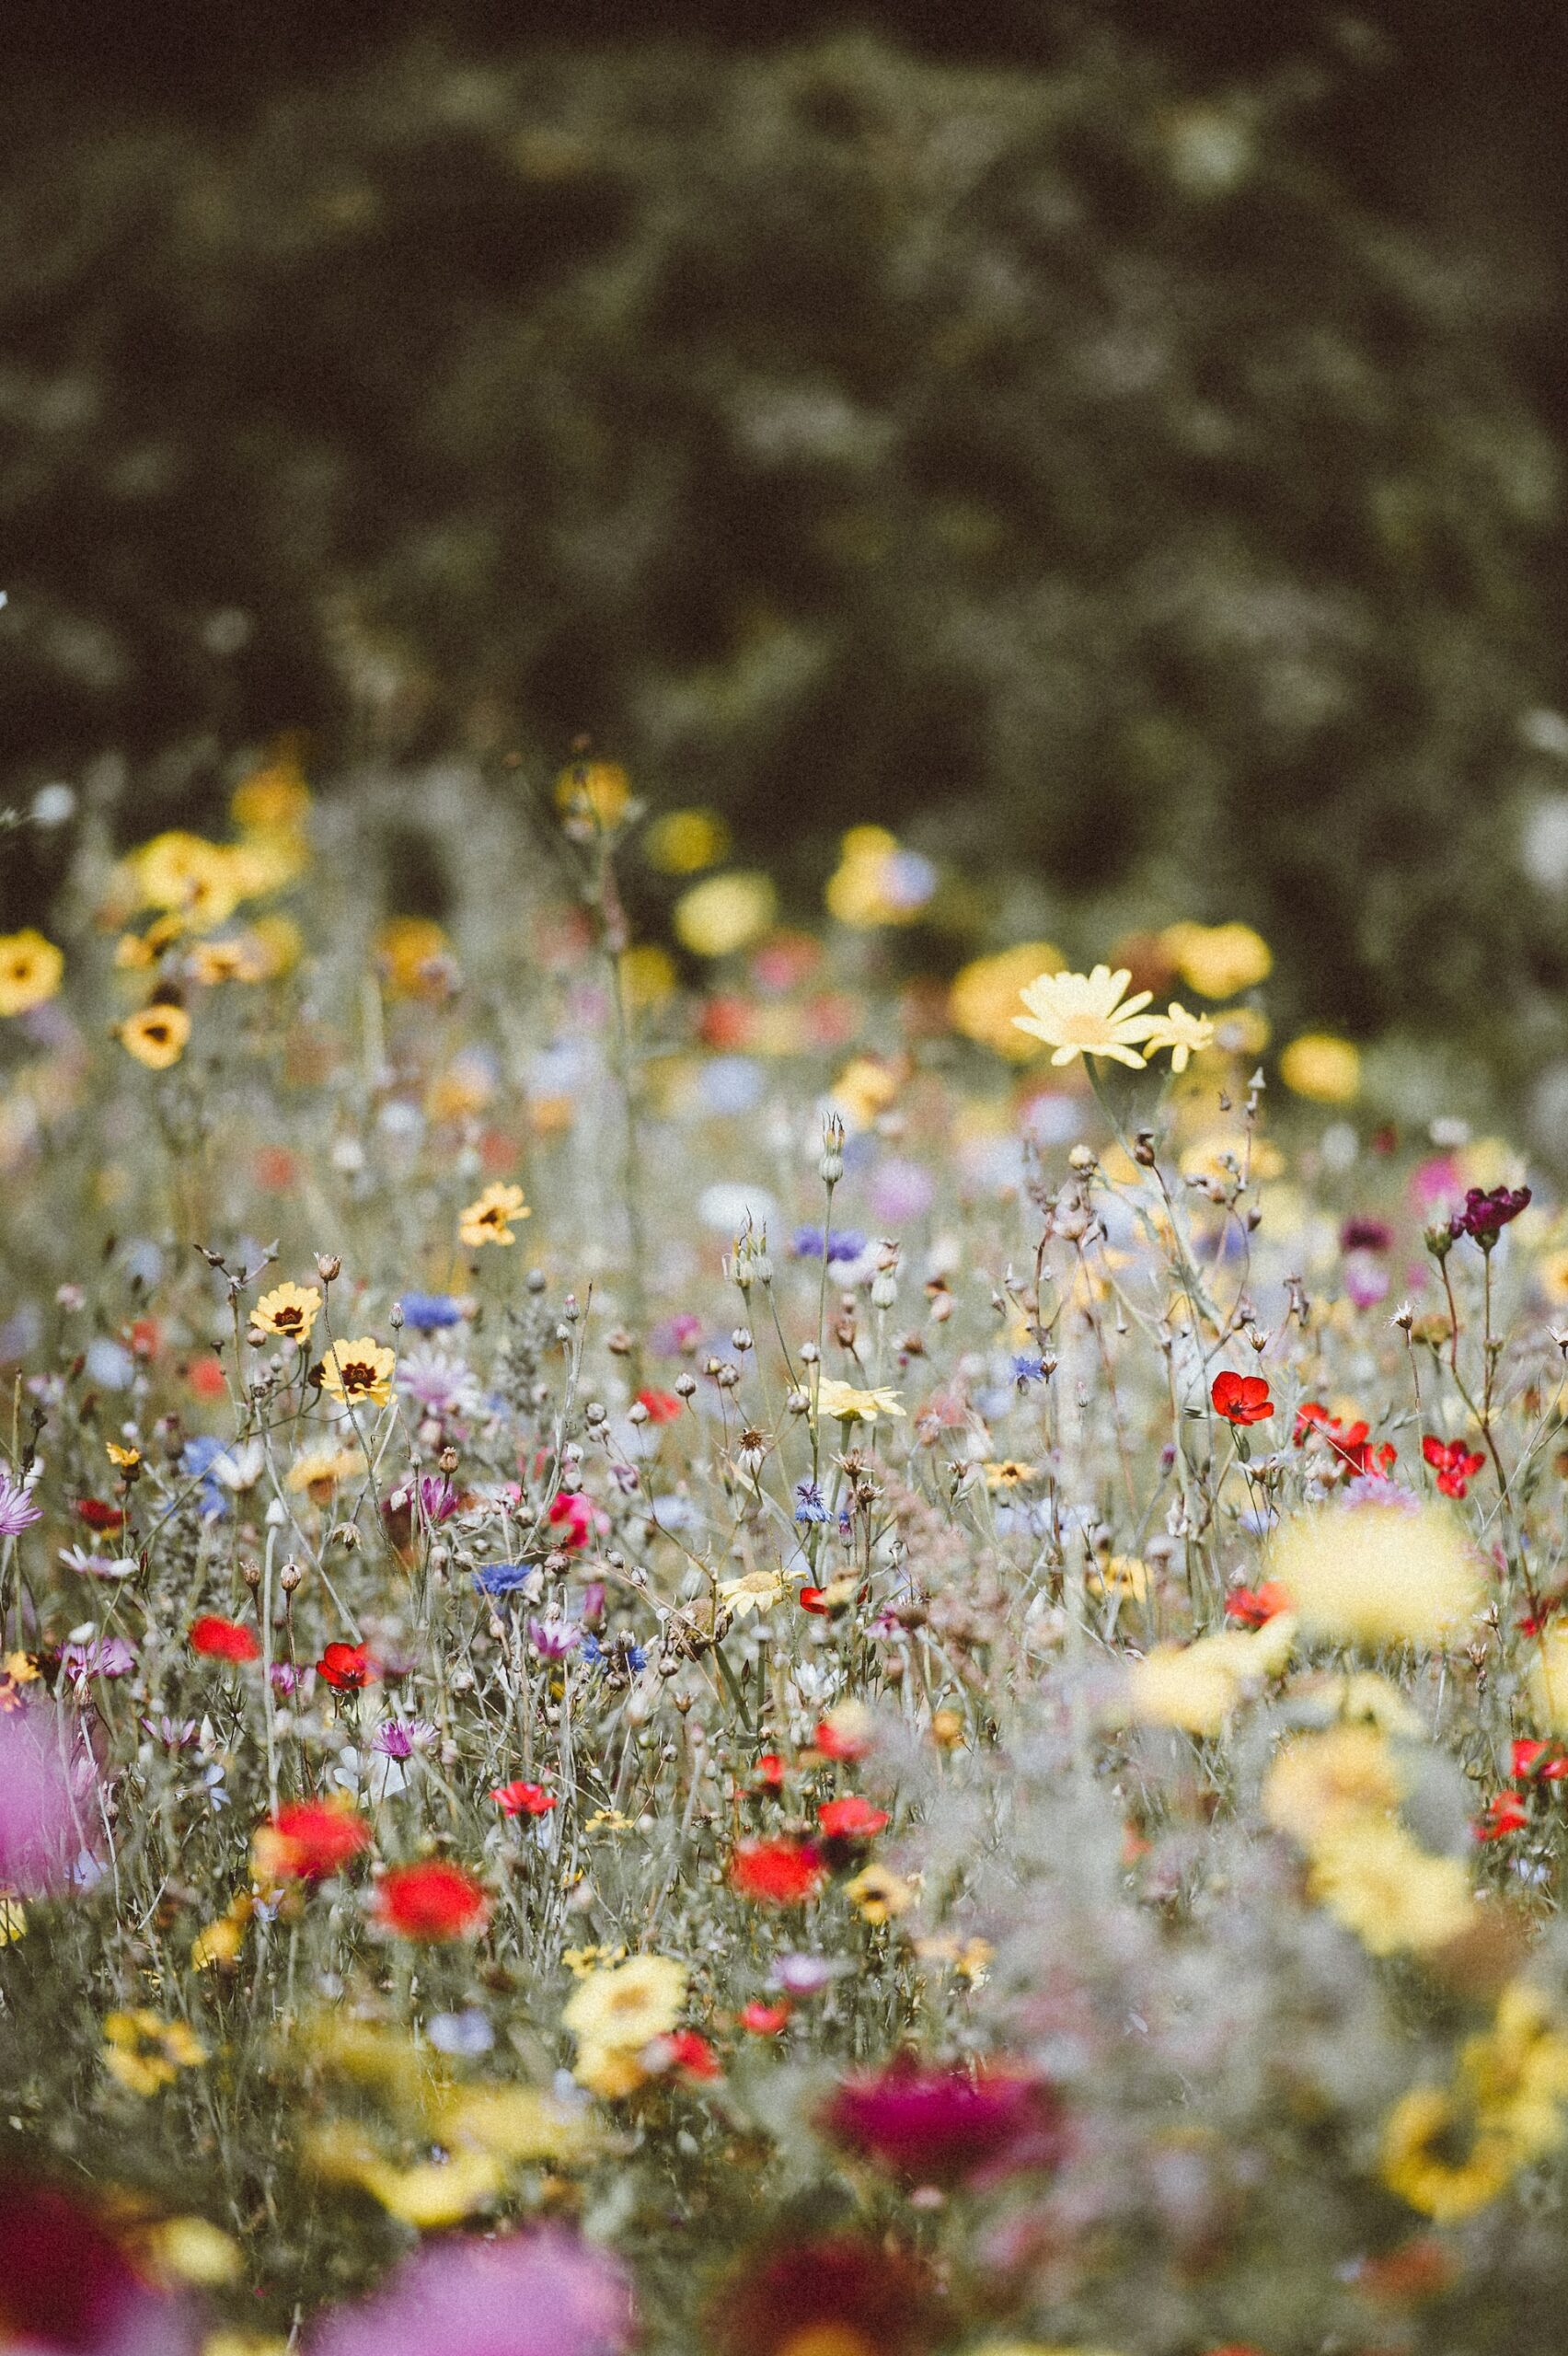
(372, 1717, 436, 1761)
(790, 1226, 867, 1265)
(1011, 1352, 1046, 1387)
(475, 1563, 536, 1600)
(527, 1617, 582, 1660)
(0, 1470, 42, 1539)
(793, 1482, 829, 1526)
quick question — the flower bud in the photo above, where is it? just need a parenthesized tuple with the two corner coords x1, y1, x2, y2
(316, 1253, 340, 1284)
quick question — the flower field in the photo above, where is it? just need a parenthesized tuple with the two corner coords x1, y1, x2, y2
(6, 755, 1568, 2353)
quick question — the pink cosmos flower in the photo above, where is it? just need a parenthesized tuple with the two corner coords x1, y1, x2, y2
(309, 2226, 631, 2356)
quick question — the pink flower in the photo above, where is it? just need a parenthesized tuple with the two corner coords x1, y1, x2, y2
(309, 2226, 631, 2356)
(0, 1705, 86, 1897)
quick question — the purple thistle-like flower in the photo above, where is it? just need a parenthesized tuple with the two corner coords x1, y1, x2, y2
(0, 1471, 42, 1539)
(143, 1715, 201, 1750)
(527, 1618, 582, 1660)
(308, 2225, 630, 2356)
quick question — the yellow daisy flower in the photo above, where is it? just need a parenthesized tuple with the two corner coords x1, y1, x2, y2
(1307, 1819, 1472, 1956)
(118, 1004, 191, 1068)
(317, 1337, 396, 1410)
(0, 930, 64, 1017)
(1379, 2085, 1521, 2222)
(458, 1182, 531, 1249)
(249, 1281, 322, 1344)
(1012, 964, 1159, 1068)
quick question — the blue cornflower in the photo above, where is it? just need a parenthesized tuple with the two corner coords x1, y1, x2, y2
(580, 1632, 648, 1675)
(473, 1563, 536, 1599)
(789, 1226, 867, 1265)
(182, 1435, 230, 1521)
(793, 1481, 829, 1525)
(398, 1291, 464, 1333)
(1012, 1352, 1046, 1387)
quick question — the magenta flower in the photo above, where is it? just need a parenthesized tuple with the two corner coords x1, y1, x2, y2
(0, 1470, 42, 1539)
(309, 2227, 631, 2356)
(822, 2059, 1066, 2188)
(61, 1636, 136, 1684)
(1449, 1185, 1531, 1248)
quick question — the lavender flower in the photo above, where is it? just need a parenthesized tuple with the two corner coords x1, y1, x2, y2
(61, 1636, 136, 1683)
(0, 1470, 42, 1539)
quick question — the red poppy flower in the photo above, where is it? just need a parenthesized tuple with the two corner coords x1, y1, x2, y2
(823, 2059, 1066, 2187)
(261, 1798, 370, 1881)
(1295, 1401, 1396, 1477)
(635, 1389, 684, 1425)
(730, 1836, 825, 1906)
(708, 2235, 940, 2356)
(317, 1640, 373, 1691)
(548, 1491, 604, 1550)
(817, 1796, 890, 1841)
(186, 1354, 227, 1401)
(1211, 1371, 1273, 1426)
(491, 1780, 557, 1817)
(1475, 1792, 1529, 1842)
(75, 1498, 126, 1530)
(753, 1752, 788, 1791)
(740, 2000, 791, 2035)
(1224, 1582, 1291, 1628)
(190, 1614, 261, 1664)
(651, 2028, 721, 2080)
(128, 1316, 161, 1360)
(374, 1859, 489, 1941)
(812, 1716, 870, 1762)
(797, 1588, 830, 1616)
(1512, 1738, 1568, 1783)
(1423, 1435, 1487, 1500)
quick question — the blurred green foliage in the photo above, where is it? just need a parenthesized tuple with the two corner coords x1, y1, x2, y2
(2, 30, 1566, 1036)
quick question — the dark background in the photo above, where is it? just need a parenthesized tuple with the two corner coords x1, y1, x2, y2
(4, 0, 1566, 1051)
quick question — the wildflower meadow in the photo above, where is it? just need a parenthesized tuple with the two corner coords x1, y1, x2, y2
(6, 753, 1568, 2355)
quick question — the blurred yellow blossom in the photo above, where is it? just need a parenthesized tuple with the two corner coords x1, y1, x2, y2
(375, 915, 455, 1000)
(103, 2009, 207, 2096)
(1262, 1725, 1406, 1849)
(1159, 919, 1272, 998)
(950, 942, 1066, 1058)
(1269, 1504, 1483, 1649)
(824, 826, 937, 927)
(555, 758, 631, 828)
(645, 806, 731, 872)
(1379, 2086, 1520, 2222)
(1141, 1001, 1215, 1073)
(674, 871, 778, 957)
(1307, 1819, 1472, 1955)
(845, 1863, 914, 1922)
(1280, 1032, 1361, 1103)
